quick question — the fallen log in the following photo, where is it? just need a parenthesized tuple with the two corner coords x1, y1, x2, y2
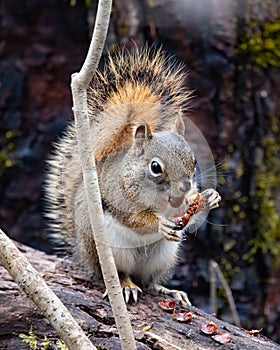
(0, 241, 279, 350)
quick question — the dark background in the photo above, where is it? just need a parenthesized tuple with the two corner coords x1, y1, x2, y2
(1, 0, 279, 342)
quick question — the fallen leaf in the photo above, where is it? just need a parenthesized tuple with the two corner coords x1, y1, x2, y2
(200, 321, 218, 334)
(142, 323, 153, 332)
(135, 322, 154, 334)
(137, 322, 146, 328)
(212, 333, 231, 344)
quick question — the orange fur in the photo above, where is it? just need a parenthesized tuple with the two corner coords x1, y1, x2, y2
(87, 47, 192, 161)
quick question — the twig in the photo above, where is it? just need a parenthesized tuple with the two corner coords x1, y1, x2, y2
(209, 260, 241, 327)
(70, 0, 136, 348)
(0, 229, 96, 350)
(209, 260, 217, 316)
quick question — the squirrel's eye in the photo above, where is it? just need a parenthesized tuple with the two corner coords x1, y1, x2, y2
(150, 160, 163, 177)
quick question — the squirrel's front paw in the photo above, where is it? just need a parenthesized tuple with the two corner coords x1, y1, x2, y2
(158, 217, 181, 242)
(201, 188, 221, 210)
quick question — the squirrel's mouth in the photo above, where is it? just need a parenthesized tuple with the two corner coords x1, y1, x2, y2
(168, 190, 199, 209)
(168, 195, 185, 208)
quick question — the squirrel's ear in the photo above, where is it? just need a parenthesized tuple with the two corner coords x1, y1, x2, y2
(133, 124, 153, 156)
(172, 116, 185, 136)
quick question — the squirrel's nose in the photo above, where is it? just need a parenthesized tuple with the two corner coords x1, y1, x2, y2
(179, 181, 191, 193)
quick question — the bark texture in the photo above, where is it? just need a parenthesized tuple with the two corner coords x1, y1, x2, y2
(0, 229, 96, 350)
(0, 242, 279, 350)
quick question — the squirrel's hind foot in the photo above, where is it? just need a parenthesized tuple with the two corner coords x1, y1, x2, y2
(121, 275, 142, 303)
(103, 275, 142, 303)
(154, 283, 192, 306)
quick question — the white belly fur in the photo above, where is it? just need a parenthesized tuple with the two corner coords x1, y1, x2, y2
(104, 212, 180, 284)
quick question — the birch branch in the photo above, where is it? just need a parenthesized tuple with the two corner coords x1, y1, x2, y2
(71, 0, 136, 348)
(209, 260, 241, 327)
(0, 229, 96, 350)
(209, 259, 217, 316)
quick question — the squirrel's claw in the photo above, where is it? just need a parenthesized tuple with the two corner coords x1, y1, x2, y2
(154, 283, 192, 307)
(201, 189, 221, 210)
(103, 276, 142, 303)
(102, 289, 108, 299)
(158, 217, 181, 242)
(121, 276, 142, 303)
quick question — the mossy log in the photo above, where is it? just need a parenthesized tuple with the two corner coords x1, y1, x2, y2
(0, 242, 279, 350)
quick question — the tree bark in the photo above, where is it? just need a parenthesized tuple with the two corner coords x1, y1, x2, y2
(1, 241, 279, 350)
(0, 229, 96, 350)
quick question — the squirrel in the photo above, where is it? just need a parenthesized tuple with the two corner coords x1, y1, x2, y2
(45, 47, 221, 305)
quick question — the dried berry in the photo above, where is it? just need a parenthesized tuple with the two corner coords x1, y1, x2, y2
(200, 321, 218, 335)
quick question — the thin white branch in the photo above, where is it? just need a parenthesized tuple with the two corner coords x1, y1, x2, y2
(0, 229, 96, 350)
(71, 0, 136, 348)
(78, 0, 112, 88)
(209, 260, 217, 315)
(210, 260, 241, 327)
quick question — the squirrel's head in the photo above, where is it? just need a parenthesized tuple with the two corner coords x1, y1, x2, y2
(122, 118, 198, 216)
